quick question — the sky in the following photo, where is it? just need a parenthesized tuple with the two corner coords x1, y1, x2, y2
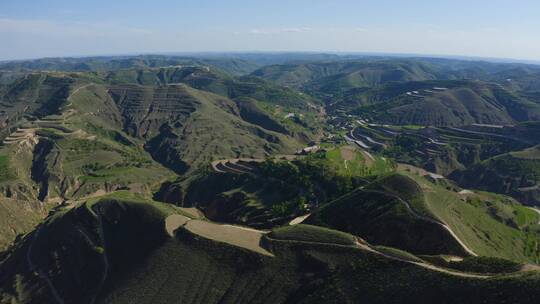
(1, 0, 540, 61)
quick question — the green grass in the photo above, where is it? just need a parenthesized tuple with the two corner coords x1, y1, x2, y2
(514, 206, 539, 227)
(0, 155, 15, 182)
(401, 169, 540, 263)
(324, 146, 394, 177)
(371, 157, 395, 175)
(268, 224, 356, 245)
(325, 146, 369, 176)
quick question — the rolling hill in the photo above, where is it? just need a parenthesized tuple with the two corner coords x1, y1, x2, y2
(252, 58, 540, 126)
(251, 57, 540, 93)
(1, 54, 540, 303)
(251, 59, 442, 91)
(349, 80, 540, 126)
(1, 193, 539, 303)
(0, 55, 261, 76)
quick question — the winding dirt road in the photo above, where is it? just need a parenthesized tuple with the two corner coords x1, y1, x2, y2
(266, 234, 490, 279)
(165, 211, 491, 278)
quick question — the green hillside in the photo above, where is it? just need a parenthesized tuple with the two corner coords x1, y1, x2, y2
(252, 58, 540, 126)
(1, 193, 539, 303)
(402, 168, 540, 263)
(0, 67, 321, 251)
(251, 57, 540, 93)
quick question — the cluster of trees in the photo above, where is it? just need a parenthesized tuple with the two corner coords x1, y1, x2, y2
(259, 153, 366, 216)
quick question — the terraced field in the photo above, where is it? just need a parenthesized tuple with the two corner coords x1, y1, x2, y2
(211, 158, 264, 174)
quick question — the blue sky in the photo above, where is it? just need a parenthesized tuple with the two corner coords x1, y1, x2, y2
(1, 0, 539, 60)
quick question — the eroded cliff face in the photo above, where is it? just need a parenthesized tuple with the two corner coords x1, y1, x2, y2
(30, 138, 63, 201)
(107, 85, 199, 139)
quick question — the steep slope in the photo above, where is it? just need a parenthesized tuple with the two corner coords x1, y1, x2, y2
(0, 77, 175, 200)
(1, 67, 318, 179)
(0, 197, 44, 251)
(104, 66, 323, 145)
(107, 83, 300, 173)
(0, 76, 177, 250)
(450, 145, 540, 205)
(0, 73, 74, 131)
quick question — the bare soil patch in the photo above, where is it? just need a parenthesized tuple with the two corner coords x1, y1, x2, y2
(165, 214, 191, 237)
(185, 220, 273, 256)
(340, 146, 355, 161)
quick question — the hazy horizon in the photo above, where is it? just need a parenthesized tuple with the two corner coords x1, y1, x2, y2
(1, 0, 540, 62)
(3, 51, 540, 67)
